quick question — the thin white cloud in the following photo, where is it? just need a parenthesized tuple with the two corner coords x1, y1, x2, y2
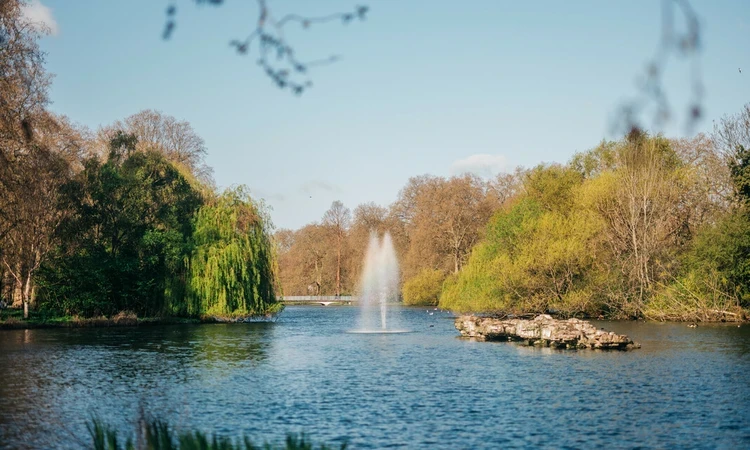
(251, 188, 286, 203)
(299, 180, 343, 195)
(450, 154, 507, 177)
(20, 0, 59, 36)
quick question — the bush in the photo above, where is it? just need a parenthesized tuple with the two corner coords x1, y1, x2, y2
(402, 268, 446, 306)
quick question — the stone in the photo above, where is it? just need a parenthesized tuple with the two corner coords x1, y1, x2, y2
(454, 314, 640, 350)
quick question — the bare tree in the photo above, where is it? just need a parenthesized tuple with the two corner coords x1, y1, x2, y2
(346, 202, 388, 290)
(0, 1, 70, 314)
(97, 109, 213, 184)
(593, 133, 686, 315)
(395, 175, 498, 278)
(1, 144, 73, 317)
(322, 200, 351, 296)
(615, 0, 704, 134)
(713, 104, 750, 159)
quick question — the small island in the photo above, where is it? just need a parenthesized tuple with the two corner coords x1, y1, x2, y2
(455, 314, 640, 350)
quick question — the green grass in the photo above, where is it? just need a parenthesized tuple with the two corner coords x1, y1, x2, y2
(0, 308, 205, 329)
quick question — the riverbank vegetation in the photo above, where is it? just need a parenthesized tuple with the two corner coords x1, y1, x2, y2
(90, 418, 345, 450)
(0, 1, 280, 323)
(1, 0, 748, 324)
(276, 109, 750, 322)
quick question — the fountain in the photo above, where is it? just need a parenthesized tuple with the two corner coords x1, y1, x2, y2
(349, 232, 409, 333)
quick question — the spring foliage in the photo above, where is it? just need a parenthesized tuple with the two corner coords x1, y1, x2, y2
(402, 268, 446, 306)
(441, 131, 749, 321)
(36, 135, 280, 318)
(188, 187, 280, 317)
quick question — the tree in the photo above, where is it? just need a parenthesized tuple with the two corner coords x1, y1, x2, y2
(402, 268, 445, 306)
(1, 145, 71, 318)
(440, 171, 604, 317)
(397, 175, 497, 278)
(97, 109, 213, 185)
(37, 134, 203, 317)
(589, 133, 686, 315)
(0, 0, 54, 311)
(322, 201, 351, 297)
(346, 202, 389, 291)
(713, 104, 750, 162)
(188, 187, 280, 317)
(275, 223, 336, 296)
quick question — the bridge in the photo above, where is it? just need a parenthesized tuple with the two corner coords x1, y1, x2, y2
(279, 296, 357, 306)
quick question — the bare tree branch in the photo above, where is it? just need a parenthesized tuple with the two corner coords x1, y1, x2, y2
(163, 0, 368, 95)
(614, 0, 703, 134)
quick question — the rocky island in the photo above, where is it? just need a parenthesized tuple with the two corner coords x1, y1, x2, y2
(455, 314, 640, 350)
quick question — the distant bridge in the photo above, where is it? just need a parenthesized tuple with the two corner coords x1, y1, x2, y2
(279, 296, 356, 306)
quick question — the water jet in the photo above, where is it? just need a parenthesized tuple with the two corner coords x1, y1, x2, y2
(349, 232, 409, 334)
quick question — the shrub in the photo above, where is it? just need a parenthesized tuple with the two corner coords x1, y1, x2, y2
(402, 268, 446, 306)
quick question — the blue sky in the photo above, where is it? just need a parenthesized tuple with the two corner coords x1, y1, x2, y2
(23, 0, 750, 229)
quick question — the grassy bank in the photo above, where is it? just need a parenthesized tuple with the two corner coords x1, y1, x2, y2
(0, 308, 280, 330)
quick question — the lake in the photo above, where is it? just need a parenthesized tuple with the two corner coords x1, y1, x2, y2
(1, 306, 749, 449)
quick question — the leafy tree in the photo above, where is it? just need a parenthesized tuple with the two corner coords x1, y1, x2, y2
(440, 177, 604, 317)
(729, 145, 750, 205)
(37, 134, 202, 316)
(188, 187, 280, 317)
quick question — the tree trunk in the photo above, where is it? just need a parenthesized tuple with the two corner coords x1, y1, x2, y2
(336, 235, 341, 296)
(23, 273, 32, 319)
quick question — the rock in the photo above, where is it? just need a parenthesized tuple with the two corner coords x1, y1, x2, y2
(454, 314, 640, 350)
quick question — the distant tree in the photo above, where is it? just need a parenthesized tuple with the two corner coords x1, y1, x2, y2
(346, 202, 389, 291)
(97, 109, 213, 185)
(402, 268, 445, 306)
(397, 175, 497, 277)
(322, 201, 351, 296)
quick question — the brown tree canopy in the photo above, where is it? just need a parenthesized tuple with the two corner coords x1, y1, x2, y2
(276, 175, 505, 297)
(96, 109, 213, 185)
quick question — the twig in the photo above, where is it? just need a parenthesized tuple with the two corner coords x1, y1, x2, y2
(163, 0, 368, 95)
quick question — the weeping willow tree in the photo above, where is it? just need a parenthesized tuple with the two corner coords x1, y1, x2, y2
(188, 187, 281, 317)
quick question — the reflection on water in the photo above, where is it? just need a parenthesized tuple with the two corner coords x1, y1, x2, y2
(1, 308, 749, 449)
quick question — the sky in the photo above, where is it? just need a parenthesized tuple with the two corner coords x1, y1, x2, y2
(21, 0, 750, 230)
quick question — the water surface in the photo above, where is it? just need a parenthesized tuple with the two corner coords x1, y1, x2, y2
(1, 306, 749, 449)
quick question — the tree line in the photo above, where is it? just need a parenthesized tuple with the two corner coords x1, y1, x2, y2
(277, 107, 750, 322)
(275, 174, 512, 300)
(0, 1, 279, 320)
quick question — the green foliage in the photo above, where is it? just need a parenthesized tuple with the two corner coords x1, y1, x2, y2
(730, 144, 750, 204)
(89, 419, 346, 450)
(440, 174, 606, 316)
(188, 187, 281, 317)
(402, 268, 446, 305)
(650, 210, 750, 321)
(570, 140, 618, 178)
(523, 164, 583, 212)
(440, 199, 542, 313)
(440, 131, 750, 321)
(37, 135, 203, 317)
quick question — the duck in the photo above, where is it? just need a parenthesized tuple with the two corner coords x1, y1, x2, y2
(687, 323, 698, 328)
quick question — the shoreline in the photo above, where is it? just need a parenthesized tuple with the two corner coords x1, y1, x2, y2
(1, 305, 746, 330)
(0, 311, 279, 330)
